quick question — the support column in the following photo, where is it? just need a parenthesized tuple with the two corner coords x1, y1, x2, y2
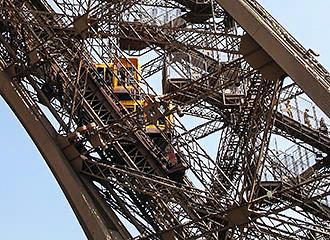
(0, 70, 127, 240)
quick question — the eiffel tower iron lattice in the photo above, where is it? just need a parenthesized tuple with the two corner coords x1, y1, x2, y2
(1, 0, 330, 239)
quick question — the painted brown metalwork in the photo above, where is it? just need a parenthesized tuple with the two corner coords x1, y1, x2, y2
(0, 0, 330, 239)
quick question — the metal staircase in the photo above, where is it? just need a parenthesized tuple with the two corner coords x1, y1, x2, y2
(274, 113, 330, 154)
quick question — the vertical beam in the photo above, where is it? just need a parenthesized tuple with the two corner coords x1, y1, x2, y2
(0, 71, 124, 240)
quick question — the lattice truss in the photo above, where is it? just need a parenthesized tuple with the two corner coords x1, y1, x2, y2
(1, 0, 330, 239)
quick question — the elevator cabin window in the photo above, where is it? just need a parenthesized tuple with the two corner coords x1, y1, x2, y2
(118, 67, 135, 87)
(97, 67, 104, 79)
(105, 67, 112, 85)
(97, 66, 113, 85)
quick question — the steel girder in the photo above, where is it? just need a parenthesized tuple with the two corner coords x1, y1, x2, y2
(1, 0, 330, 239)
